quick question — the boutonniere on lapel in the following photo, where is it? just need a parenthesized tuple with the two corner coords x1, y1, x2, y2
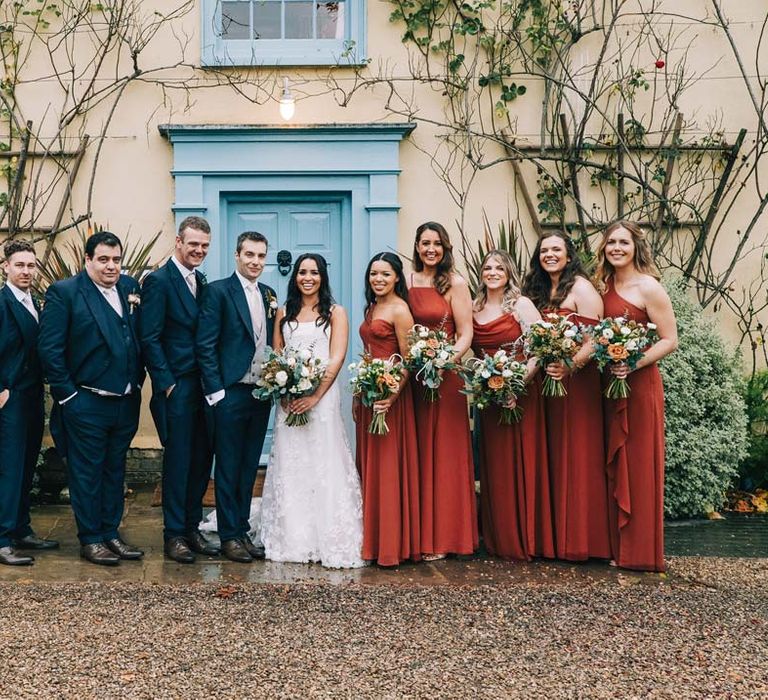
(265, 289, 278, 319)
(31, 292, 45, 311)
(198, 270, 208, 287)
(127, 292, 141, 315)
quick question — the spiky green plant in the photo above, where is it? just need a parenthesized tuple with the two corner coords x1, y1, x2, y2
(35, 228, 166, 292)
(458, 211, 531, 295)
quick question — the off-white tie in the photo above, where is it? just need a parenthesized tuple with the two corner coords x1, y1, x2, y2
(186, 272, 197, 298)
(103, 287, 123, 317)
(245, 284, 263, 337)
(22, 294, 38, 322)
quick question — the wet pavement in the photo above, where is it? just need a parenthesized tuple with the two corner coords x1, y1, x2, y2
(1, 487, 765, 585)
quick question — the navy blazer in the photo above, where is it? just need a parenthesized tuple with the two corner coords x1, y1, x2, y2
(196, 273, 276, 396)
(140, 259, 206, 393)
(38, 270, 145, 402)
(0, 284, 43, 393)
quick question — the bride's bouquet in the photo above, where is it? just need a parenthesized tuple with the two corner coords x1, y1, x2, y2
(590, 316, 658, 399)
(348, 353, 405, 435)
(460, 349, 528, 425)
(252, 346, 327, 426)
(524, 313, 583, 397)
(404, 323, 456, 401)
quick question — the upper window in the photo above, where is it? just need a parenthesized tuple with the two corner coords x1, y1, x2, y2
(201, 0, 366, 66)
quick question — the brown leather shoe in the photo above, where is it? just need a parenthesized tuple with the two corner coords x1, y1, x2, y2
(80, 543, 120, 566)
(0, 546, 34, 566)
(221, 538, 252, 563)
(165, 537, 196, 564)
(240, 536, 265, 560)
(13, 535, 59, 550)
(186, 530, 219, 556)
(105, 537, 144, 560)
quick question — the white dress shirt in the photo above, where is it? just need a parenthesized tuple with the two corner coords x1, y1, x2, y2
(205, 271, 267, 407)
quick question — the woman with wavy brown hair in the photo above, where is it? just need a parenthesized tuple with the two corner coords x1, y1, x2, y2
(407, 222, 478, 560)
(473, 250, 554, 560)
(595, 220, 677, 573)
(522, 232, 612, 563)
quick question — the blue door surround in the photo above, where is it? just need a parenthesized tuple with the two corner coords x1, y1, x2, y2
(158, 123, 416, 344)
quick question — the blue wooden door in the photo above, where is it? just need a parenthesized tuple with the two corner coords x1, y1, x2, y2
(227, 198, 346, 461)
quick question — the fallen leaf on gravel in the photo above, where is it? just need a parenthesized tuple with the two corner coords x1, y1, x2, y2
(215, 585, 238, 599)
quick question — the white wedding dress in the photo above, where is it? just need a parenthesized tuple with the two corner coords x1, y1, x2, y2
(259, 319, 365, 569)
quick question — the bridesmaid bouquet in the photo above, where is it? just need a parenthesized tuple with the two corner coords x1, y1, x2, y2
(524, 313, 583, 397)
(252, 346, 327, 426)
(590, 316, 658, 399)
(404, 324, 456, 401)
(461, 349, 527, 425)
(348, 354, 405, 435)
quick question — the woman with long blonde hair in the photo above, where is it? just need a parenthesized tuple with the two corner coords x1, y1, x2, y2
(471, 250, 555, 561)
(596, 220, 677, 573)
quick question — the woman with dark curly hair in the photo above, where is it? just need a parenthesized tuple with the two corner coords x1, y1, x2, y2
(523, 232, 612, 563)
(408, 222, 478, 561)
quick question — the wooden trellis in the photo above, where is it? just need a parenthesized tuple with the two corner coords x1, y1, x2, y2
(502, 113, 748, 246)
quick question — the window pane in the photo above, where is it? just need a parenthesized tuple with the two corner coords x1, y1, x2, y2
(253, 1, 281, 40)
(317, 1, 344, 40)
(221, 1, 250, 39)
(285, 1, 313, 39)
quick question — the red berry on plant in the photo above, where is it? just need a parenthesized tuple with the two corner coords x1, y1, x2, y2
(655, 59, 665, 69)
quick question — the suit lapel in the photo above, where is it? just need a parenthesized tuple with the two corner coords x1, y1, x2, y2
(78, 271, 118, 354)
(228, 273, 254, 337)
(2, 285, 37, 346)
(167, 259, 198, 318)
(258, 283, 274, 342)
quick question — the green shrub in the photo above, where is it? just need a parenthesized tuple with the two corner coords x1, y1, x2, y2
(660, 279, 749, 518)
(740, 370, 768, 490)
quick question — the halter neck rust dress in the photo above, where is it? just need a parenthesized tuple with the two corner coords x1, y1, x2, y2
(543, 308, 611, 562)
(602, 281, 666, 572)
(409, 284, 478, 557)
(472, 312, 555, 560)
(356, 317, 421, 566)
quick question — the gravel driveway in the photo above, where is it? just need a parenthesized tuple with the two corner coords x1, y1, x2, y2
(2, 556, 767, 698)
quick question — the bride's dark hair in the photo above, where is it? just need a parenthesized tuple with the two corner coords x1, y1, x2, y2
(281, 253, 335, 331)
(364, 252, 409, 311)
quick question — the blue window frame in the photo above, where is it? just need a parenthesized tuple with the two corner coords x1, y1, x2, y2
(201, 0, 366, 66)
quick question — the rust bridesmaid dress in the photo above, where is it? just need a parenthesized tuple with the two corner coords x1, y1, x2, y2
(472, 313, 555, 560)
(602, 281, 666, 572)
(356, 317, 421, 566)
(409, 285, 478, 556)
(544, 309, 612, 561)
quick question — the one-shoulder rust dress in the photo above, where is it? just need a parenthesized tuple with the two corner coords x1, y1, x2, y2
(602, 282, 666, 572)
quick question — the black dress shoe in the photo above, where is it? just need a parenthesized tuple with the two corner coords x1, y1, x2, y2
(240, 536, 265, 560)
(221, 539, 253, 563)
(165, 537, 196, 564)
(186, 530, 220, 556)
(0, 546, 34, 566)
(105, 538, 144, 560)
(80, 543, 120, 566)
(13, 535, 59, 550)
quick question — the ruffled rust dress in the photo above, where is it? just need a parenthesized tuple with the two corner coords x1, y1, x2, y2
(602, 282, 666, 572)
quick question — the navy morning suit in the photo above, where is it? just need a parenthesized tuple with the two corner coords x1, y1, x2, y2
(0, 285, 44, 548)
(196, 273, 275, 542)
(139, 260, 212, 541)
(38, 271, 145, 545)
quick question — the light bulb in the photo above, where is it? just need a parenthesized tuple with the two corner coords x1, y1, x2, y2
(279, 77, 295, 121)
